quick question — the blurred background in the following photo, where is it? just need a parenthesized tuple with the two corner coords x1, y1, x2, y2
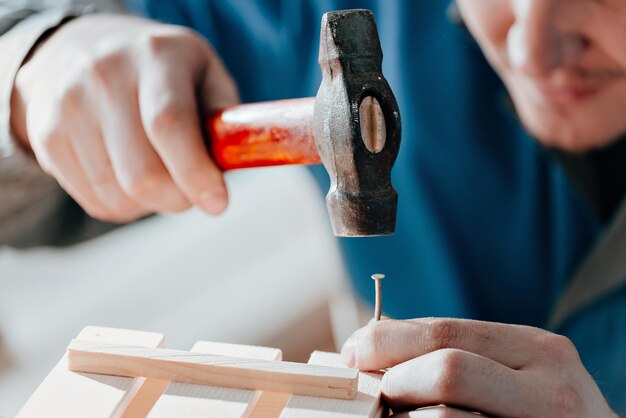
(0, 166, 370, 417)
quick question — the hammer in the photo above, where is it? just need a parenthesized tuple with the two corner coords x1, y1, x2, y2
(206, 9, 401, 237)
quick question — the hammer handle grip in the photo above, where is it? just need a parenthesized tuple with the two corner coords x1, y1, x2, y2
(206, 97, 321, 170)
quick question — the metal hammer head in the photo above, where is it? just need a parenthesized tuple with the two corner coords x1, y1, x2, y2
(314, 9, 401, 237)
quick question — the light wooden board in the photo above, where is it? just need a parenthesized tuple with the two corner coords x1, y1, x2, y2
(67, 340, 358, 399)
(279, 351, 384, 418)
(148, 341, 286, 418)
(247, 391, 292, 418)
(17, 326, 167, 418)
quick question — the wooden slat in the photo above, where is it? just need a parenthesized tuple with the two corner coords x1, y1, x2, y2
(247, 391, 291, 418)
(148, 341, 286, 418)
(67, 340, 358, 400)
(191, 342, 291, 418)
(279, 351, 384, 418)
(17, 327, 167, 418)
(191, 341, 282, 360)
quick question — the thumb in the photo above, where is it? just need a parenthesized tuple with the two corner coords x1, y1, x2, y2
(341, 317, 393, 369)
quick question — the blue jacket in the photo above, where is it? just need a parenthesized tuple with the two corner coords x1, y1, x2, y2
(125, 0, 625, 411)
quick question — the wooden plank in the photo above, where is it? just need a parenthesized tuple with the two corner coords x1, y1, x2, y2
(148, 341, 286, 418)
(67, 340, 358, 400)
(247, 391, 291, 418)
(193, 342, 291, 418)
(17, 326, 167, 418)
(279, 351, 384, 418)
(191, 341, 282, 360)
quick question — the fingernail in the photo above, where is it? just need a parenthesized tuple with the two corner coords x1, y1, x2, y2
(199, 190, 227, 214)
(341, 337, 357, 368)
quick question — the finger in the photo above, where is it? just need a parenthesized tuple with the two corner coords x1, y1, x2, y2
(368, 316, 392, 325)
(199, 43, 240, 113)
(32, 134, 113, 221)
(392, 405, 486, 418)
(91, 61, 192, 214)
(342, 318, 545, 370)
(138, 58, 229, 215)
(71, 133, 149, 222)
(100, 96, 192, 214)
(64, 104, 148, 222)
(382, 349, 532, 418)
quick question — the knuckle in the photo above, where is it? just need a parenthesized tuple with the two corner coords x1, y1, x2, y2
(146, 104, 184, 137)
(113, 195, 150, 216)
(142, 28, 197, 55)
(94, 189, 150, 222)
(90, 165, 117, 188)
(58, 85, 84, 116)
(546, 386, 582, 417)
(88, 53, 124, 86)
(426, 319, 460, 350)
(541, 334, 580, 363)
(121, 164, 168, 200)
(90, 176, 141, 216)
(39, 130, 64, 154)
(180, 164, 217, 191)
(164, 196, 195, 214)
(89, 60, 110, 86)
(169, 199, 193, 212)
(89, 52, 124, 82)
(431, 349, 464, 399)
(143, 32, 174, 55)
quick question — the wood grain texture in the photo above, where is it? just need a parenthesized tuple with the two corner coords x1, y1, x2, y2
(17, 327, 166, 418)
(148, 341, 284, 418)
(247, 391, 292, 418)
(67, 340, 358, 400)
(279, 351, 384, 418)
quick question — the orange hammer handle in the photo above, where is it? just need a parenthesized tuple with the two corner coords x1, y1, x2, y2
(207, 97, 321, 170)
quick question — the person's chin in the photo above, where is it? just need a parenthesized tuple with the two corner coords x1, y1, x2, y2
(513, 101, 594, 152)
(516, 105, 621, 153)
(506, 73, 626, 149)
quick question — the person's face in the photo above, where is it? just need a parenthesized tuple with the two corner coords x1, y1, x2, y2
(456, 0, 626, 152)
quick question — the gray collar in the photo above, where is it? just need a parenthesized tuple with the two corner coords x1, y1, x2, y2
(548, 198, 626, 330)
